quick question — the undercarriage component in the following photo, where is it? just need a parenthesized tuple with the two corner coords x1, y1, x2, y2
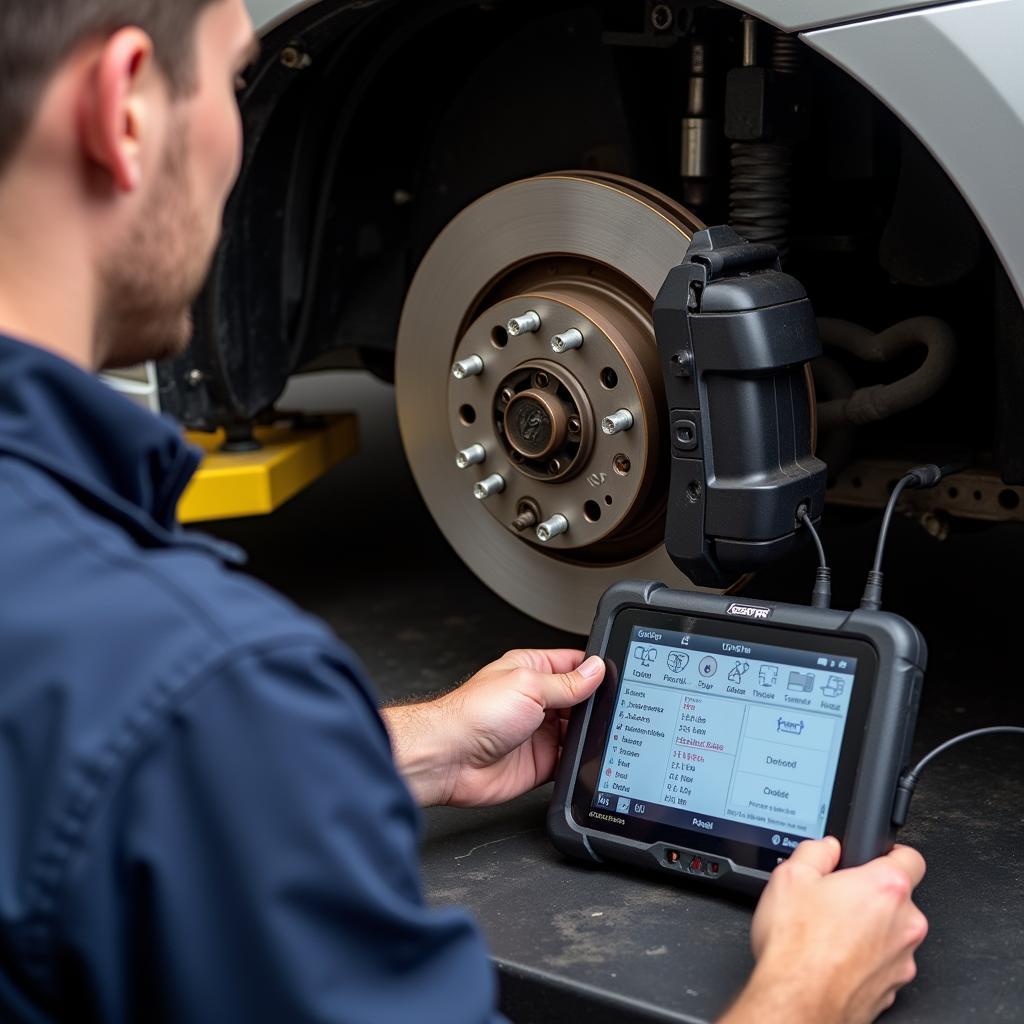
(681, 40, 715, 210)
(828, 460, 1024, 527)
(816, 317, 956, 431)
(726, 20, 803, 257)
(395, 172, 707, 634)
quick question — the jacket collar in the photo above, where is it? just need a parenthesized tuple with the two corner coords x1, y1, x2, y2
(0, 335, 245, 564)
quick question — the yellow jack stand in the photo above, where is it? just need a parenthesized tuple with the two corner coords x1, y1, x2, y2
(177, 415, 359, 524)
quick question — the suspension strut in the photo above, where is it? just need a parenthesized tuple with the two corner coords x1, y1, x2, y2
(725, 16, 804, 258)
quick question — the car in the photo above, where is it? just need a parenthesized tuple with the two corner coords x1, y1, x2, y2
(157, 0, 1024, 632)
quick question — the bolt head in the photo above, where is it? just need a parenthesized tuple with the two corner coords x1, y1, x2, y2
(508, 311, 541, 336)
(551, 328, 584, 353)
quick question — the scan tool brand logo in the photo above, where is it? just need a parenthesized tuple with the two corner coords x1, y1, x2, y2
(588, 811, 626, 826)
(726, 603, 772, 620)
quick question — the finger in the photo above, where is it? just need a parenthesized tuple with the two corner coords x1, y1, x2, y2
(518, 656, 605, 710)
(532, 711, 563, 784)
(784, 836, 841, 877)
(504, 649, 590, 674)
(882, 844, 927, 889)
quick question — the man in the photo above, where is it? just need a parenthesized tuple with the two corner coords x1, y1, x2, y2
(0, 1, 928, 1021)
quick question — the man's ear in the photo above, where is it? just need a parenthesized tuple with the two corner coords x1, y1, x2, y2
(78, 28, 163, 194)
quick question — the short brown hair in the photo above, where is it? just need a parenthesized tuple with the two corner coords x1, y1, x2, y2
(0, 0, 221, 173)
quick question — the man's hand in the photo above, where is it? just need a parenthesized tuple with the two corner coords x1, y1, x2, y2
(381, 649, 605, 808)
(721, 837, 928, 1024)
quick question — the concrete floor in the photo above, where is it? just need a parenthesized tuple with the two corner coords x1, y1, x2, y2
(203, 371, 1024, 1023)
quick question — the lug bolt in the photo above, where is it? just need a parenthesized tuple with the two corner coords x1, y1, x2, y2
(568, 416, 581, 435)
(551, 329, 584, 353)
(452, 355, 484, 380)
(456, 444, 486, 469)
(474, 474, 506, 500)
(507, 311, 542, 336)
(602, 409, 635, 435)
(536, 514, 570, 542)
(500, 387, 515, 404)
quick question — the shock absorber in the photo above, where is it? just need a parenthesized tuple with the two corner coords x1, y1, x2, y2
(680, 39, 715, 210)
(725, 17, 802, 258)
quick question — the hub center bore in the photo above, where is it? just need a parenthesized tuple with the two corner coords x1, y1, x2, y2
(504, 390, 567, 460)
(492, 361, 594, 482)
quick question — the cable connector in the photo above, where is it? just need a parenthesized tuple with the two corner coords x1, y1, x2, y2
(890, 725, 1024, 829)
(909, 464, 943, 487)
(891, 770, 919, 829)
(860, 463, 958, 611)
(860, 569, 884, 612)
(811, 567, 832, 610)
(796, 505, 831, 609)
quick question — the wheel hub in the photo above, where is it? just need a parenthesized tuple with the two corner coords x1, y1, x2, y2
(501, 376, 579, 466)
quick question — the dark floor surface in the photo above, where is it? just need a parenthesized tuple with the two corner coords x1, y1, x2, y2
(206, 374, 1024, 1023)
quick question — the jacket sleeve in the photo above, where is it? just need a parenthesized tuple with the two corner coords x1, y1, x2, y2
(56, 639, 505, 1024)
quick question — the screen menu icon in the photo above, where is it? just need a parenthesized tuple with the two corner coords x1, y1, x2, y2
(787, 671, 815, 692)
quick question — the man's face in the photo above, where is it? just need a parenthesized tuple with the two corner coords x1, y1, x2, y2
(98, 0, 256, 368)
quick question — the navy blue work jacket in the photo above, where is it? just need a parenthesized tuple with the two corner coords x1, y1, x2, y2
(0, 336, 501, 1023)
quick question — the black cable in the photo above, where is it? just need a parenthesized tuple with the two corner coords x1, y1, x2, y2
(860, 464, 947, 611)
(892, 726, 1024, 827)
(800, 508, 826, 567)
(796, 506, 831, 609)
(871, 475, 917, 575)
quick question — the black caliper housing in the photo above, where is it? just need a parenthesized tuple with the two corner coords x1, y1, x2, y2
(653, 225, 826, 588)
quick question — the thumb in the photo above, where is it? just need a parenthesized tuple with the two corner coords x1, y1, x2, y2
(785, 836, 841, 877)
(521, 655, 605, 711)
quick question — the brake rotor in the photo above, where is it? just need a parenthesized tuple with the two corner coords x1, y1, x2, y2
(396, 172, 712, 634)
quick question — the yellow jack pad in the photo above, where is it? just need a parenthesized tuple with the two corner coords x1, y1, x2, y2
(178, 415, 359, 524)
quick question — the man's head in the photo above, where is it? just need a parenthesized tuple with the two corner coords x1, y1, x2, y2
(0, 0, 257, 367)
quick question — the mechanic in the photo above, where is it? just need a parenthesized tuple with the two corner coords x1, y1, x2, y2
(0, 1, 928, 1021)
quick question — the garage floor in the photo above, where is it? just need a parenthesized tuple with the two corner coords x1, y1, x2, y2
(206, 373, 1024, 1023)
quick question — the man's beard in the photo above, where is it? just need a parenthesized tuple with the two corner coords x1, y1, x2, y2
(96, 131, 216, 370)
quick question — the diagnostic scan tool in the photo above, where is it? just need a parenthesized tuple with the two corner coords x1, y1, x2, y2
(548, 581, 926, 894)
(547, 229, 948, 895)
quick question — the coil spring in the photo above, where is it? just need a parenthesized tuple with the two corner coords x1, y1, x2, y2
(728, 142, 792, 254)
(771, 31, 801, 75)
(728, 29, 800, 257)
